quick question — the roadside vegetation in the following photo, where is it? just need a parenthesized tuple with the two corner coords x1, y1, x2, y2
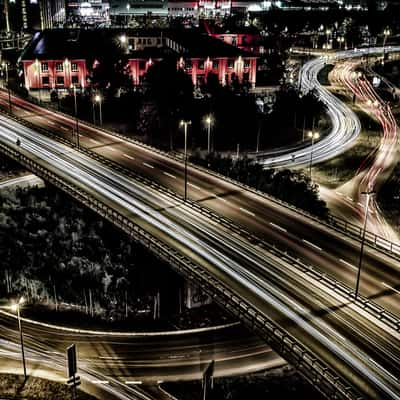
(164, 367, 323, 400)
(190, 153, 329, 219)
(0, 161, 233, 331)
(0, 374, 94, 400)
(309, 109, 381, 187)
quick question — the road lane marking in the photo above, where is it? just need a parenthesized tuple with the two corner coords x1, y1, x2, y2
(269, 222, 287, 233)
(358, 202, 364, 207)
(239, 207, 255, 217)
(123, 153, 135, 160)
(381, 282, 400, 295)
(125, 381, 142, 385)
(339, 259, 357, 270)
(90, 138, 101, 144)
(163, 172, 176, 179)
(216, 195, 227, 203)
(108, 147, 117, 152)
(188, 182, 201, 190)
(99, 356, 115, 359)
(91, 380, 109, 384)
(335, 191, 344, 196)
(369, 358, 398, 381)
(346, 196, 354, 202)
(302, 239, 322, 251)
(143, 162, 154, 169)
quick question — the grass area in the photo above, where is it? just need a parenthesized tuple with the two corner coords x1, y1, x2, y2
(317, 64, 334, 86)
(163, 367, 323, 400)
(303, 104, 381, 188)
(0, 374, 95, 400)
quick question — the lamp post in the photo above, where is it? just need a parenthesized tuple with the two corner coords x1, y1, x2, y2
(95, 94, 102, 126)
(180, 120, 191, 201)
(71, 84, 79, 148)
(126, 3, 130, 25)
(120, 34, 128, 53)
(382, 27, 391, 65)
(325, 29, 331, 54)
(205, 115, 212, 154)
(355, 190, 375, 300)
(2, 62, 11, 113)
(308, 130, 319, 181)
(11, 297, 27, 380)
(337, 36, 345, 50)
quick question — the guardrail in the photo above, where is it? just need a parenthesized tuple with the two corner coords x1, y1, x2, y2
(0, 139, 364, 400)
(3, 109, 400, 334)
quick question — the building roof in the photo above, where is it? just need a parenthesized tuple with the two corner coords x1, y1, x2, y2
(167, 30, 256, 58)
(20, 28, 256, 63)
(20, 29, 119, 61)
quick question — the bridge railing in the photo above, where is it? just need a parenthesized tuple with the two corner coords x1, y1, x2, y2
(0, 139, 364, 400)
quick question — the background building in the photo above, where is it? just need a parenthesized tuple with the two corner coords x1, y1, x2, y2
(20, 28, 257, 91)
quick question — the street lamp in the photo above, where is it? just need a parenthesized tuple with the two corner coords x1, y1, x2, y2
(205, 115, 212, 154)
(70, 84, 79, 148)
(2, 62, 11, 113)
(382, 27, 391, 65)
(10, 297, 27, 380)
(325, 29, 331, 54)
(180, 120, 191, 201)
(94, 94, 103, 126)
(126, 3, 130, 25)
(337, 36, 345, 50)
(308, 130, 319, 181)
(355, 190, 375, 300)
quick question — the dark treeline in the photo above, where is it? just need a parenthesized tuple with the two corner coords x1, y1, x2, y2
(190, 153, 329, 219)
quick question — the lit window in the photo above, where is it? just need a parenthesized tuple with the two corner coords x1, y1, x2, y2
(71, 63, 78, 72)
(198, 60, 204, 69)
(41, 62, 48, 72)
(228, 60, 234, 69)
(56, 62, 63, 72)
(244, 60, 250, 68)
(212, 60, 219, 69)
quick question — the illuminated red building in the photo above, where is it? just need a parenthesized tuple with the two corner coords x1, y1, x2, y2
(20, 29, 257, 92)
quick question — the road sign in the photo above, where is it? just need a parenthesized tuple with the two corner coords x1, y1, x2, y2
(67, 344, 77, 378)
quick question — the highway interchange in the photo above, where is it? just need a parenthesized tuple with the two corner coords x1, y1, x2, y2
(0, 48, 400, 399)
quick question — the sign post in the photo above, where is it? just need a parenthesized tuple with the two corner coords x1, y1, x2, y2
(66, 344, 81, 399)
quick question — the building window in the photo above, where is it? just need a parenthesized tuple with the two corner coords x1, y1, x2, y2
(212, 60, 219, 69)
(56, 62, 63, 72)
(198, 60, 204, 70)
(228, 60, 234, 69)
(185, 59, 192, 70)
(71, 63, 78, 72)
(157, 38, 161, 45)
(71, 75, 79, 84)
(147, 38, 152, 44)
(244, 60, 250, 69)
(41, 62, 48, 72)
(138, 38, 142, 44)
(139, 61, 146, 70)
(56, 76, 64, 85)
(42, 76, 49, 85)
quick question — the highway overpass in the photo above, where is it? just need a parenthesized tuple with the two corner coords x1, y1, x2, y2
(0, 111, 399, 399)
